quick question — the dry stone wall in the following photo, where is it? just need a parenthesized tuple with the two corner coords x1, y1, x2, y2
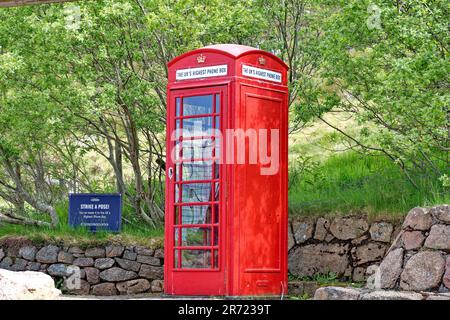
(288, 215, 401, 282)
(372, 205, 450, 292)
(0, 240, 164, 296)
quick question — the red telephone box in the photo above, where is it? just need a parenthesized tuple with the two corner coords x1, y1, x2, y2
(164, 44, 288, 296)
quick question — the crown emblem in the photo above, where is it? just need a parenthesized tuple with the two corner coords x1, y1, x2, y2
(197, 54, 206, 63)
(258, 56, 266, 65)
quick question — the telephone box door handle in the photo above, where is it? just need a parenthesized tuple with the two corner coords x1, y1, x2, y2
(168, 167, 174, 180)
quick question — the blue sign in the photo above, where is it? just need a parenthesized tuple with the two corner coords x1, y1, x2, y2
(69, 194, 122, 232)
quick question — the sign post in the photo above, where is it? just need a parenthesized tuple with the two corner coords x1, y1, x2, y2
(68, 193, 122, 232)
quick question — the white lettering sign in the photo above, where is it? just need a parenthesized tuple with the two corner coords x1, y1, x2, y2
(242, 65, 282, 83)
(176, 65, 228, 80)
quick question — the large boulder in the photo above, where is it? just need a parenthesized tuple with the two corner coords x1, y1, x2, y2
(329, 217, 368, 240)
(402, 207, 433, 231)
(377, 248, 404, 289)
(0, 269, 61, 300)
(313, 286, 361, 300)
(400, 251, 445, 291)
(288, 243, 350, 277)
(430, 205, 450, 224)
(424, 224, 450, 251)
(401, 231, 425, 250)
(444, 256, 450, 290)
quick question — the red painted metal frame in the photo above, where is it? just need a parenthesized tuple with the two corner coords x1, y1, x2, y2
(165, 44, 289, 296)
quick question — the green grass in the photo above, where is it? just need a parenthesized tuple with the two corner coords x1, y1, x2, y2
(289, 151, 449, 221)
(0, 202, 164, 247)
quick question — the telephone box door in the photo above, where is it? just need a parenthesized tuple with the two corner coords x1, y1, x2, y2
(165, 85, 227, 295)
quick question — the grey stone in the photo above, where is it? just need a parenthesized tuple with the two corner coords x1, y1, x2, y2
(26, 262, 41, 271)
(73, 257, 94, 267)
(292, 221, 314, 244)
(288, 223, 295, 251)
(36, 245, 59, 264)
(47, 264, 71, 277)
(314, 218, 329, 241)
(136, 255, 161, 266)
(360, 290, 423, 300)
(154, 249, 164, 259)
(443, 256, 450, 290)
(85, 247, 105, 258)
(424, 224, 450, 251)
(19, 246, 37, 261)
(116, 279, 151, 295)
(313, 286, 361, 300)
(401, 231, 425, 250)
(351, 243, 387, 266)
(402, 207, 432, 231)
(151, 280, 164, 293)
(105, 245, 125, 258)
(139, 264, 164, 280)
(84, 267, 100, 284)
(425, 293, 450, 300)
(288, 243, 350, 277)
(99, 267, 138, 282)
(134, 246, 154, 256)
(92, 283, 117, 296)
(352, 267, 366, 282)
(369, 222, 393, 243)
(0, 248, 5, 262)
(288, 281, 319, 297)
(123, 250, 137, 261)
(378, 248, 404, 289)
(63, 279, 90, 295)
(57, 251, 74, 264)
(430, 204, 450, 224)
(0, 256, 13, 269)
(115, 258, 141, 272)
(68, 247, 84, 255)
(94, 258, 115, 270)
(351, 234, 369, 245)
(400, 250, 445, 291)
(330, 217, 369, 240)
(11, 258, 28, 271)
(324, 233, 334, 242)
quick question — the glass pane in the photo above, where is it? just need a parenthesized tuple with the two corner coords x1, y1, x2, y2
(180, 205, 212, 224)
(213, 250, 219, 269)
(180, 138, 214, 160)
(174, 250, 179, 268)
(181, 250, 211, 269)
(183, 95, 213, 116)
(175, 184, 180, 203)
(175, 206, 180, 225)
(215, 116, 220, 130)
(213, 204, 219, 223)
(181, 183, 212, 203)
(214, 182, 219, 201)
(213, 226, 219, 246)
(176, 98, 181, 116)
(175, 227, 211, 246)
(181, 116, 214, 135)
(178, 161, 213, 181)
(215, 94, 220, 113)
